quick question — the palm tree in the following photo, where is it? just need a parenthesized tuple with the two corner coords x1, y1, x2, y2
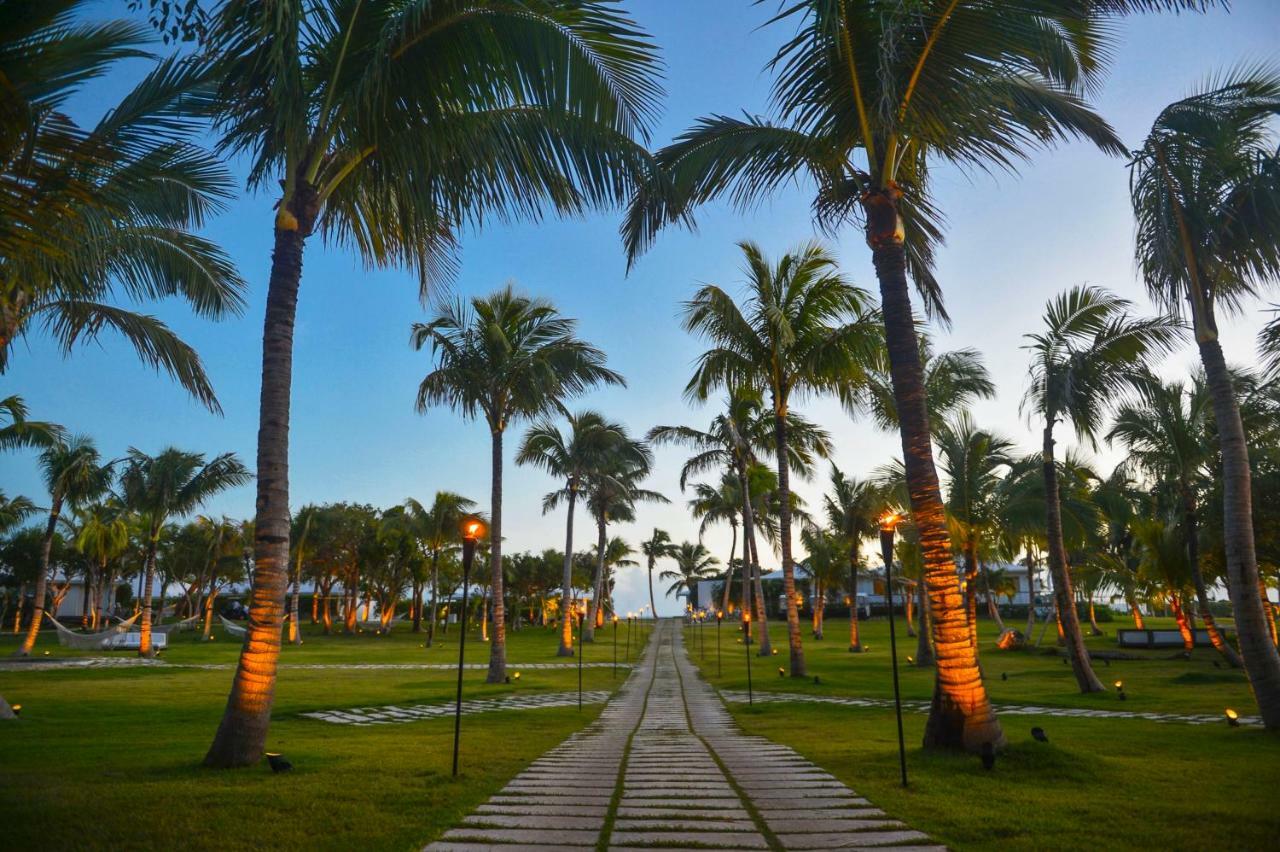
(287, 508, 314, 645)
(1131, 72, 1280, 728)
(936, 414, 1015, 650)
(1023, 286, 1178, 691)
(74, 502, 129, 630)
(800, 525, 843, 640)
(582, 437, 663, 641)
(683, 241, 876, 677)
(119, 448, 250, 656)
(640, 529, 678, 619)
(1261, 308, 1280, 380)
(688, 474, 740, 614)
(519, 411, 628, 655)
(652, 389, 828, 656)
(1109, 373, 1242, 666)
(857, 341, 995, 437)
(660, 542, 719, 603)
(200, 0, 660, 767)
(1, 1, 245, 406)
(404, 492, 476, 647)
(823, 465, 882, 652)
(594, 536, 638, 618)
(15, 436, 112, 656)
(0, 397, 63, 453)
(413, 286, 622, 681)
(622, 0, 1214, 754)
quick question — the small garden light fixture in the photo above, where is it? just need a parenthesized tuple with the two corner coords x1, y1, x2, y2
(1226, 708, 1240, 728)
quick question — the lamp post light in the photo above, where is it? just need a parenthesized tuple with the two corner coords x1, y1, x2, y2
(880, 511, 908, 788)
(452, 516, 485, 778)
(716, 610, 723, 677)
(743, 611, 754, 706)
(612, 614, 619, 679)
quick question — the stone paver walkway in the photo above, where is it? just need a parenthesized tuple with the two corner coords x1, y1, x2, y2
(426, 620, 941, 851)
(719, 691, 1260, 727)
(301, 691, 612, 725)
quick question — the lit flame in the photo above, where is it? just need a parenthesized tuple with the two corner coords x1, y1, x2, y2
(879, 511, 903, 531)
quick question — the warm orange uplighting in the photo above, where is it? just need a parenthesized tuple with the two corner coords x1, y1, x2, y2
(879, 511, 903, 532)
(10, 704, 21, 715)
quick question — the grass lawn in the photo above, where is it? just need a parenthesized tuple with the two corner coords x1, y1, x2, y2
(0, 618, 654, 851)
(684, 615, 1280, 851)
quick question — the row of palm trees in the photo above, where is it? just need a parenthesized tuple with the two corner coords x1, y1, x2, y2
(6, 1, 1279, 760)
(0, 433, 248, 657)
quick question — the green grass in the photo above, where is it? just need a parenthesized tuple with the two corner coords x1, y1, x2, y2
(0, 619, 653, 851)
(683, 615, 1280, 851)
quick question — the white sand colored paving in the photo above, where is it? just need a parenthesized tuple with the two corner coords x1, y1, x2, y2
(425, 620, 942, 851)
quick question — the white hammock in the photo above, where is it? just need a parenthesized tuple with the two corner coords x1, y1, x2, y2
(46, 612, 142, 650)
(154, 614, 202, 635)
(219, 614, 248, 638)
(358, 613, 406, 632)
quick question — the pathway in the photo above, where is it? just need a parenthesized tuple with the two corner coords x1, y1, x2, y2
(426, 620, 940, 851)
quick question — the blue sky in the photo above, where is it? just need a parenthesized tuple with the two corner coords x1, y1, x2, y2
(4, 1, 1278, 617)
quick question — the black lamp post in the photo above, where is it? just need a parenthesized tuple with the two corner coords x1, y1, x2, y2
(743, 611, 754, 705)
(452, 517, 485, 778)
(880, 511, 908, 788)
(576, 603, 584, 710)
(612, 614, 619, 679)
(716, 610, 723, 677)
(625, 612, 632, 663)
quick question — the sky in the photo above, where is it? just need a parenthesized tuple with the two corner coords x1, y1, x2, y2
(4, 1, 1278, 618)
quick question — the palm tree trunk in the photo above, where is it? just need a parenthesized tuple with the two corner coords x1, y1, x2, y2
(1171, 594, 1194, 651)
(310, 591, 318, 624)
(1087, 600, 1103, 636)
(585, 514, 607, 643)
(981, 565, 1005, 631)
(720, 521, 737, 616)
(915, 578, 935, 667)
(16, 497, 62, 656)
(12, 582, 23, 633)
(202, 589, 218, 640)
(848, 548, 863, 652)
(486, 428, 507, 683)
(288, 554, 302, 645)
(559, 491, 578, 655)
(1262, 581, 1278, 646)
(1198, 336, 1280, 723)
(138, 533, 159, 657)
(1041, 424, 1105, 693)
(867, 217, 1002, 752)
(736, 464, 771, 656)
(772, 410, 805, 677)
(964, 544, 980, 650)
(427, 550, 440, 648)
(904, 581, 916, 638)
(1025, 558, 1037, 637)
(204, 212, 310, 768)
(1129, 596, 1145, 629)
(411, 579, 422, 634)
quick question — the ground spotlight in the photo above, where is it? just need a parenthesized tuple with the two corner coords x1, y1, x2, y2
(906, 655, 914, 664)
(981, 741, 996, 771)
(771, 648, 778, 656)
(777, 667, 785, 677)
(1114, 680, 1126, 701)
(1031, 727, 1049, 743)
(10, 704, 20, 717)
(1226, 708, 1240, 728)
(266, 752, 293, 773)
(813, 675, 821, 685)
(1001, 672, 1008, 681)
(513, 672, 521, 681)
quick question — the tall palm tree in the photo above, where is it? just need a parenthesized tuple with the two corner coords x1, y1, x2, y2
(119, 448, 250, 656)
(660, 542, 719, 603)
(413, 286, 621, 680)
(404, 492, 476, 647)
(1, 0, 245, 406)
(582, 438, 663, 640)
(823, 465, 882, 652)
(683, 241, 876, 677)
(1109, 373, 1243, 666)
(936, 414, 1015, 650)
(1023, 286, 1178, 692)
(74, 501, 129, 630)
(1131, 72, 1280, 728)
(639, 529, 677, 619)
(623, 0, 1214, 753)
(200, 0, 660, 767)
(594, 536, 638, 617)
(519, 411, 628, 655)
(287, 508, 314, 645)
(15, 436, 111, 656)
